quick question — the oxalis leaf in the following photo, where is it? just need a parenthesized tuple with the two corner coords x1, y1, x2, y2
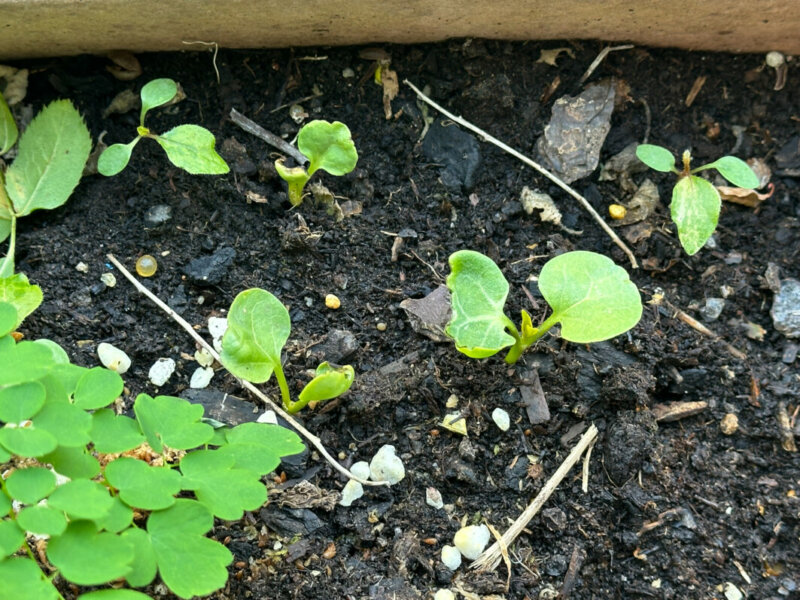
(671, 175, 720, 255)
(220, 288, 291, 383)
(155, 125, 229, 175)
(222, 422, 305, 475)
(0, 380, 45, 423)
(90, 408, 145, 454)
(0, 301, 15, 337)
(538, 251, 642, 343)
(0, 339, 56, 386)
(134, 393, 213, 453)
(0, 519, 24, 558)
(0, 273, 43, 329)
(18, 504, 68, 536)
(47, 479, 113, 520)
(104, 457, 180, 511)
(298, 120, 358, 176)
(445, 250, 516, 358)
(78, 590, 153, 600)
(47, 521, 134, 586)
(4, 466, 56, 504)
(0, 557, 61, 600)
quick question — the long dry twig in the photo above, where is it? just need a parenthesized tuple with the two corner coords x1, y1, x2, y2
(471, 424, 598, 571)
(229, 108, 308, 165)
(579, 44, 634, 84)
(107, 253, 387, 487)
(404, 80, 638, 269)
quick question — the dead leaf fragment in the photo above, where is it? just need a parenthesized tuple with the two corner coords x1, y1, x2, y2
(245, 190, 269, 204)
(381, 66, 399, 120)
(537, 47, 575, 66)
(520, 186, 581, 234)
(718, 182, 774, 208)
(612, 178, 661, 226)
(0, 65, 29, 105)
(652, 401, 708, 423)
(106, 51, 142, 81)
(102, 89, 139, 118)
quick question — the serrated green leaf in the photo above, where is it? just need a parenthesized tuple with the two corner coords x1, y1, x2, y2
(180, 449, 266, 520)
(0, 380, 45, 423)
(4, 100, 91, 216)
(34, 401, 92, 447)
(93, 496, 133, 534)
(0, 274, 42, 330)
(134, 394, 213, 453)
(223, 422, 305, 475)
(0, 302, 16, 337)
(42, 445, 100, 479)
(0, 425, 57, 457)
(298, 362, 354, 406)
(0, 519, 24, 558)
(671, 175, 720, 255)
(298, 120, 358, 176)
(47, 520, 134, 586)
(120, 527, 157, 587)
(5, 467, 55, 504)
(538, 251, 642, 343)
(105, 457, 180, 510)
(78, 590, 153, 600)
(0, 91, 18, 155)
(140, 78, 178, 119)
(220, 288, 291, 383)
(147, 499, 232, 599)
(73, 367, 123, 410)
(47, 479, 113, 520)
(97, 140, 138, 177)
(0, 557, 61, 600)
(155, 125, 229, 175)
(0, 340, 55, 386)
(635, 144, 676, 172)
(90, 408, 145, 453)
(445, 250, 515, 358)
(703, 155, 760, 188)
(17, 505, 67, 536)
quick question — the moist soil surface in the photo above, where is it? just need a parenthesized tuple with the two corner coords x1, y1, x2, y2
(6, 41, 800, 599)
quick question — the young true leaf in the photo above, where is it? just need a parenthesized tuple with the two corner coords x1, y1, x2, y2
(0, 273, 42, 329)
(0, 557, 61, 600)
(104, 457, 180, 511)
(298, 120, 359, 176)
(47, 521, 134, 586)
(96, 140, 138, 177)
(48, 479, 113, 520)
(702, 155, 760, 188)
(41, 445, 100, 479)
(17, 504, 68, 536)
(446, 250, 516, 358)
(671, 175, 720, 255)
(0, 519, 25, 558)
(90, 409, 145, 453)
(120, 527, 157, 587)
(78, 590, 153, 600)
(635, 144, 676, 172)
(0, 425, 58, 457)
(297, 362, 355, 407)
(274, 160, 311, 206)
(537, 251, 643, 342)
(220, 289, 291, 383)
(0, 380, 46, 422)
(73, 367, 124, 410)
(134, 394, 213, 453)
(0, 90, 18, 155)
(155, 125, 229, 175)
(139, 78, 178, 121)
(222, 422, 305, 475)
(147, 499, 233, 599)
(4, 466, 56, 504)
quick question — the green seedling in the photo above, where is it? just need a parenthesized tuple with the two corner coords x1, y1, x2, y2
(446, 250, 642, 363)
(0, 299, 304, 599)
(220, 288, 355, 413)
(275, 120, 358, 206)
(635, 144, 760, 255)
(0, 93, 91, 277)
(98, 78, 229, 176)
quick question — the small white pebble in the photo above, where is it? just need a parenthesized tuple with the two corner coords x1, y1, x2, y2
(723, 582, 744, 600)
(434, 589, 456, 600)
(453, 524, 490, 560)
(97, 342, 131, 374)
(492, 407, 510, 431)
(339, 480, 364, 506)
(75, 262, 89, 273)
(190, 366, 214, 389)
(208, 317, 228, 341)
(440, 545, 461, 570)
(445, 394, 459, 408)
(194, 348, 214, 367)
(148, 358, 176, 387)
(350, 461, 371, 480)
(100, 272, 116, 287)
(256, 410, 278, 424)
(342, 67, 355, 79)
(426, 487, 444, 510)
(369, 445, 405, 484)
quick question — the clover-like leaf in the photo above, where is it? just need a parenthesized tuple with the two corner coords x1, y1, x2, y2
(17, 505, 67, 536)
(538, 251, 642, 343)
(671, 175, 720, 255)
(78, 590, 153, 600)
(220, 288, 291, 383)
(134, 394, 213, 453)
(34, 401, 92, 447)
(297, 362, 354, 407)
(0, 381, 45, 423)
(97, 140, 138, 177)
(0, 519, 24, 558)
(0, 489, 10, 514)
(0, 274, 42, 330)
(0, 90, 18, 155)
(5, 467, 56, 504)
(120, 527, 157, 587)
(0, 425, 57, 457)
(703, 155, 760, 189)
(34, 340, 70, 366)
(41, 445, 100, 479)
(222, 422, 305, 475)
(73, 367, 123, 410)
(155, 125, 229, 175)
(47, 479, 113, 520)
(298, 120, 358, 176)
(635, 144, 676, 172)
(94, 496, 133, 534)
(0, 557, 61, 600)
(0, 340, 56, 386)
(0, 301, 16, 337)
(90, 408, 145, 454)
(47, 520, 134, 586)
(139, 78, 178, 121)
(105, 457, 180, 510)
(147, 499, 233, 599)
(446, 250, 516, 358)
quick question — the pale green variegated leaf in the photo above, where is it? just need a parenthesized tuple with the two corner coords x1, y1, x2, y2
(155, 125, 229, 175)
(671, 175, 720, 255)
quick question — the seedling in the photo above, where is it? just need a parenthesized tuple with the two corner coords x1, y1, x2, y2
(275, 120, 358, 206)
(0, 93, 91, 277)
(220, 288, 355, 413)
(97, 78, 229, 176)
(446, 250, 642, 363)
(0, 299, 304, 599)
(635, 144, 759, 255)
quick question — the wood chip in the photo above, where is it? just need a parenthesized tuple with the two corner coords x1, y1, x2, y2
(652, 401, 709, 423)
(685, 75, 707, 107)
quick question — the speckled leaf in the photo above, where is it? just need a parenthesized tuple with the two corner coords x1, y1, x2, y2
(671, 175, 720, 255)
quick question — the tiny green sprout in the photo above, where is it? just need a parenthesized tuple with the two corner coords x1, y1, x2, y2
(220, 288, 355, 413)
(635, 144, 760, 255)
(445, 250, 642, 363)
(98, 78, 229, 176)
(275, 120, 358, 206)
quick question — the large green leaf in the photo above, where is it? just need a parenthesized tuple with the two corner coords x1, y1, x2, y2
(33, 401, 92, 447)
(538, 251, 642, 343)
(445, 250, 516, 358)
(79, 590, 153, 600)
(105, 457, 180, 511)
(4, 100, 91, 216)
(298, 120, 358, 176)
(139, 78, 178, 121)
(635, 144, 676, 172)
(0, 557, 61, 600)
(0, 91, 18, 155)
(0, 274, 42, 330)
(671, 175, 720, 255)
(0, 302, 15, 337)
(155, 125, 229, 175)
(0, 339, 55, 386)
(702, 155, 760, 188)
(133, 394, 213, 453)
(47, 521, 134, 586)
(220, 288, 291, 383)
(93, 496, 133, 534)
(73, 367, 124, 410)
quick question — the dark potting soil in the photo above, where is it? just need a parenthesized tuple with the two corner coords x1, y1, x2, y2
(6, 40, 800, 599)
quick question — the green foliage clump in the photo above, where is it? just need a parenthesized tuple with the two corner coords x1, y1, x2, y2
(220, 288, 355, 413)
(275, 120, 358, 206)
(0, 300, 305, 599)
(98, 78, 229, 177)
(446, 250, 642, 363)
(635, 144, 760, 255)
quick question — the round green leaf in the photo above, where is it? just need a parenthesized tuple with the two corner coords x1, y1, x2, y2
(538, 251, 642, 343)
(5, 467, 56, 504)
(0, 302, 17, 337)
(0, 519, 24, 558)
(155, 125, 229, 175)
(0, 557, 61, 600)
(298, 120, 358, 176)
(47, 520, 134, 586)
(671, 174, 720, 255)
(0, 381, 46, 423)
(0, 340, 55, 386)
(298, 362, 354, 406)
(635, 144, 676, 172)
(93, 496, 133, 534)
(73, 367, 124, 410)
(704, 155, 760, 188)
(223, 422, 305, 475)
(17, 504, 68, 536)
(140, 78, 178, 117)
(51, 363, 89, 396)
(34, 401, 92, 447)
(220, 289, 291, 383)
(105, 457, 180, 510)
(0, 425, 57, 457)
(0, 489, 10, 515)
(133, 394, 213, 453)
(41, 446, 100, 479)
(120, 527, 157, 588)
(33, 340, 70, 366)
(47, 479, 113, 520)
(445, 250, 515, 358)
(79, 590, 153, 600)
(90, 408, 145, 454)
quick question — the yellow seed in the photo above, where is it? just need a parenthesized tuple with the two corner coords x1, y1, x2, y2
(135, 254, 158, 277)
(325, 294, 341, 310)
(609, 204, 627, 220)
(376, 322, 387, 331)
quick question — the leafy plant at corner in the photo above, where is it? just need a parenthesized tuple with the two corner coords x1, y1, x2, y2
(445, 250, 642, 363)
(220, 288, 355, 413)
(0, 299, 305, 599)
(275, 120, 358, 206)
(636, 144, 760, 255)
(0, 91, 91, 277)
(97, 78, 229, 177)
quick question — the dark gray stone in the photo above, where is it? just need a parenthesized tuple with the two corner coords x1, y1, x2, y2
(421, 119, 481, 191)
(183, 247, 236, 286)
(259, 507, 324, 536)
(307, 329, 359, 364)
(771, 278, 800, 338)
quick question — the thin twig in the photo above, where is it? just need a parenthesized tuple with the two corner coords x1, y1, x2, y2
(581, 437, 596, 493)
(471, 424, 599, 571)
(404, 80, 638, 269)
(229, 108, 308, 165)
(181, 41, 220, 85)
(579, 44, 634, 84)
(107, 253, 387, 487)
